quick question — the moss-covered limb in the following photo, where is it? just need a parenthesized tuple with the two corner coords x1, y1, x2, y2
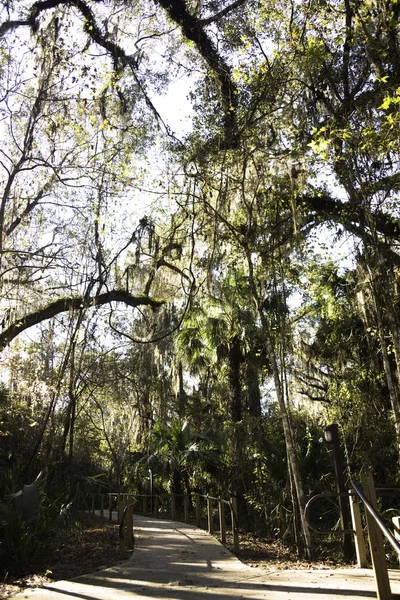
(0, 0, 176, 135)
(154, 0, 239, 148)
(365, 173, 400, 197)
(0, 0, 138, 71)
(0, 290, 164, 351)
(0, 18, 27, 35)
(200, 0, 247, 26)
(302, 192, 400, 241)
(1, 0, 239, 146)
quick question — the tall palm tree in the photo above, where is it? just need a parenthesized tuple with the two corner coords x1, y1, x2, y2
(137, 419, 221, 506)
(175, 268, 263, 424)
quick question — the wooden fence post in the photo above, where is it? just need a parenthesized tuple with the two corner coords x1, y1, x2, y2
(184, 494, 189, 523)
(171, 494, 176, 520)
(349, 489, 367, 568)
(207, 496, 213, 534)
(118, 493, 124, 523)
(392, 516, 400, 566)
(361, 472, 391, 600)
(109, 494, 112, 521)
(230, 496, 239, 552)
(219, 499, 226, 544)
(119, 535, 126, 559)
(82, 493, 89, 512)
(126, 499, 134, 548)
(196, 494, 201, 527)
(119, 513, 126, 560)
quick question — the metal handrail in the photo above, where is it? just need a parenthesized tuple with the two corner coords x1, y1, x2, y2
(351, 480, 400, 556)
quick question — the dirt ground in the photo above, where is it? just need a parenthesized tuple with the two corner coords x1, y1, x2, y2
(0, 514, 124, 599)
(0, 514, 346, 600)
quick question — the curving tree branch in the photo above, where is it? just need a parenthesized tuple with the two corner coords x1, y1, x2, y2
(303, 192, 400, 241)
(0, 290, 164, 351)
(1, 0, 242, 147)
(200, 0, 247, 26)
(154, 0, 239, 148)
(0, 0, 139, 70)
(1, 0, 192, 142)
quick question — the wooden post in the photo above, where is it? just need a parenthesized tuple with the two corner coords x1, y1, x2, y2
(207, 496, 213, 534)
(119, 536, 126, 559)
(230, 496, 239, 552)
(118, 493, 124, 523)
(171, 494, 176, 521)
(392, 516, 400, 566)
(119, 520, 126, 560)
(196, 493, 201, 527)
(149, 470, 154, 515)
(361, 472, 392, 600)
(349, 490, 368, 568)
(184, 494, 189, 523)
(126, 501, 134, 548)
(100, 495, 104, 518)
(109, 494, 112, 521)
(82, 493, 89, 512)
(325, 424, 354, 560)
(219, 499, 226, 544)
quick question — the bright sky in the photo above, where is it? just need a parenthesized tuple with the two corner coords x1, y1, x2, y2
(156, 76, 194, 136)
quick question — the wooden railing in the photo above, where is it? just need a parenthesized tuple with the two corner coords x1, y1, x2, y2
(84, 491, 239, 553)
(118, 502, 134, 559)
(351, 473, 400, 600)
(307, 473, 400, 600)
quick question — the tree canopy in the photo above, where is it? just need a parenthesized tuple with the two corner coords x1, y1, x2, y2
(1, 0, 400, 564)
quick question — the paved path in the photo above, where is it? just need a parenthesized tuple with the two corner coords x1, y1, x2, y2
(10, 514, 400, 599)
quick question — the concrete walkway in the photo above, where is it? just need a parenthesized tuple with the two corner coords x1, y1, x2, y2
(9, 514, 400, 600)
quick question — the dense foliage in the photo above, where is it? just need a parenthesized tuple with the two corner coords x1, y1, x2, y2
(1, 0, 399, 567)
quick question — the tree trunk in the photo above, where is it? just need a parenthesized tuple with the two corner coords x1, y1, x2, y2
(172, 469, 184, 512)
(267, 342, 313, 558)
(178, 360, 187, 419)
(367, 265, 400, 459)
(246, 351, 262, 417)
(68, 393, 76, 467)
(246, 257, 313, 558)
(229, 334, 242, 422)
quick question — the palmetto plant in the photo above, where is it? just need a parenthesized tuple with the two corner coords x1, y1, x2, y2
(0, 472, 45, 569)
(137, 419, 221, 501)
(175, 269, 262, 423)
